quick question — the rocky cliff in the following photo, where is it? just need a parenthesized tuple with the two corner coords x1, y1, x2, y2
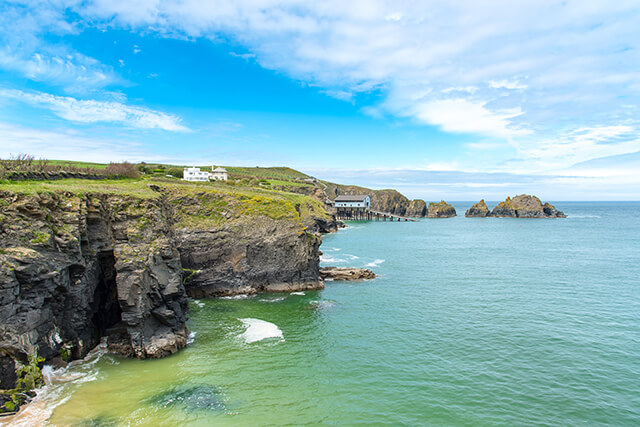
(0, 191, 189, 378)
(427, 201, 457, 218)
(490, 195, 566, 218)
(322, 182, 427, 217)
(0, 181, 331, 391)
(465, 200, 490, 217)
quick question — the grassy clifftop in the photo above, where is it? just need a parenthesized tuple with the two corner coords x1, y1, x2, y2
(0, 175, 330, 231)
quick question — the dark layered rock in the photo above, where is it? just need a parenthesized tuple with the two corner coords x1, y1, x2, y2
(406, 199, 427, 217)
(465, 200, 490, 217)
(0, 191, 189, 388)
(178, 217, 324, 297)
(490, 195, 566, 218)
(320, 267, 376, 281)
(322, 182, 428, 217)
(427, 201, 457, 218)
(306, 216, 345, 234)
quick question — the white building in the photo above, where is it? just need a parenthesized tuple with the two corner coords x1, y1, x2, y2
(210, 166, 228, 181)
(334, 195, 371, 209)
(183, 167, 211, 182)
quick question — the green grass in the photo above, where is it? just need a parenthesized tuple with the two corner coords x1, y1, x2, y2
(0, 175, 330, 229)
(47, 160, 110, 169)
(225, 166, 310, 181)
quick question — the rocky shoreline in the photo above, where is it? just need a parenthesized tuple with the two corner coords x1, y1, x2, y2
(0, 186, 341, 413)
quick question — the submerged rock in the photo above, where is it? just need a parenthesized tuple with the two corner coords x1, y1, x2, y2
(465, 200, 490, 217)
(427, 201, 457, 218)
(490, 195, 566, 218)
(149, 384, 225, 411)
(320, 267, 376, 281)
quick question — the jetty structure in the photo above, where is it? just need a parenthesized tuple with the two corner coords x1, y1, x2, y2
(333, 195, 415, 221)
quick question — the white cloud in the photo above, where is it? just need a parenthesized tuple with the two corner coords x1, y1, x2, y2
(489, 79, 528, 90)
(0, 89, 189, 131)
(411, 98, 529, 137)
(322, 90, 354, 102)
(62, 1, 640, 151)
(229, 52, 256, 60)
(510, 124, 640, 171)
(3, 0, 640, 175)
(0, 122, 160, 162)
(0, 1, 119, 91)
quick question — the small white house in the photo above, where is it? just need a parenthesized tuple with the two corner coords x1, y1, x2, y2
(183, 167, 211, 182)
(210, 166, 228, 181)
(334, 195, 371, 209)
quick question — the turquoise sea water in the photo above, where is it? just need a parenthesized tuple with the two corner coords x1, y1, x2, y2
(6, 202, 640, 426)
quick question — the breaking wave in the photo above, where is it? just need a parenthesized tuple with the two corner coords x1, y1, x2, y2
(239, 318, 284, 344)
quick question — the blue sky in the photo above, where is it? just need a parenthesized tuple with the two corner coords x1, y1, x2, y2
(1, 1, 639, 200)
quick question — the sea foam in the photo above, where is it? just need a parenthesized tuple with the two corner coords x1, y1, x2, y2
(366, 259, 385, 267)
(239, 318, 284, 343)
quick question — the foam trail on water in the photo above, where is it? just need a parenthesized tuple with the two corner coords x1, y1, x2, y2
(1, 340, 108, 426)
(366, 259, 385, 267)
(187, 331, 197, 344)
(239, 318, 284, 343)
(220, 294, 253, 300)
(290, 291, 305, 295)
(193, 299, 205, 308)
(259, 297, 286, 303)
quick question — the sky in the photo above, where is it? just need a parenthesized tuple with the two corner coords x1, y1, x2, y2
(1, 1, 639, 200)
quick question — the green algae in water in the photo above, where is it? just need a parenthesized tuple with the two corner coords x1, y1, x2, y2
(148, 384, 225, 412)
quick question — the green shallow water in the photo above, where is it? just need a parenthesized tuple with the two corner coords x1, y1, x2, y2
(6, 202, 640, 426)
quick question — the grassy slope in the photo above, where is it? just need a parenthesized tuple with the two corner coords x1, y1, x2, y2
(0, 176, 329, 230)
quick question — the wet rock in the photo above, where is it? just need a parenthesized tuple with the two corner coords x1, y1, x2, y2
(427, 201, 457, 218)
(320, 267, 376, 281)
(465, 200, 490, 217)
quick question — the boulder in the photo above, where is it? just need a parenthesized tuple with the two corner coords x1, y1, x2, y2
(320, 267, 376, 281)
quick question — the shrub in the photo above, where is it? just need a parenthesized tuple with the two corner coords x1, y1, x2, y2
(167, 167, 183, 178)
(105, 162, 141, 178)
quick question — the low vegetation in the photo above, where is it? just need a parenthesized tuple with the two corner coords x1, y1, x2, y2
(0, 154, 139, 179)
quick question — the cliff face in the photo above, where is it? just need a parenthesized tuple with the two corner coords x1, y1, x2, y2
(427, 201, 457, 218)
(0, 183, 328, 388)
(323, 182, 427, 217)
(0, 191, 189, 384)
(491, 195, 566, 218)
(178, 218, 323, 297)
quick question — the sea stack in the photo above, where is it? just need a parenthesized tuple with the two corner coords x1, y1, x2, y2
(427, 201, 456, 218)
(490, 194, 566, 218)
(465, 200, 490, 217)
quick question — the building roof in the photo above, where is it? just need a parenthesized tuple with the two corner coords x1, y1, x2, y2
(335, 195, 369, 202)
(212, 167, 227, 172)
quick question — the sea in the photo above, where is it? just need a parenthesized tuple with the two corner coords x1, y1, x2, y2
(4, 202, 640, 426)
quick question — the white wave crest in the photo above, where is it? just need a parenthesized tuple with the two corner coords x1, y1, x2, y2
(290, 291, 305, 295)
(259, 297, 286, 303)
(193, 299, 205, 308)
(187, 331, 197, 344)
(239, 318, 284, 343)
(220, 294, 253, 300)
(366, 259, 385, 267)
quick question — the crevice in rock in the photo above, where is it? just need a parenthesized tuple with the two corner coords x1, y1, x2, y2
(90, 250, 122, 340)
